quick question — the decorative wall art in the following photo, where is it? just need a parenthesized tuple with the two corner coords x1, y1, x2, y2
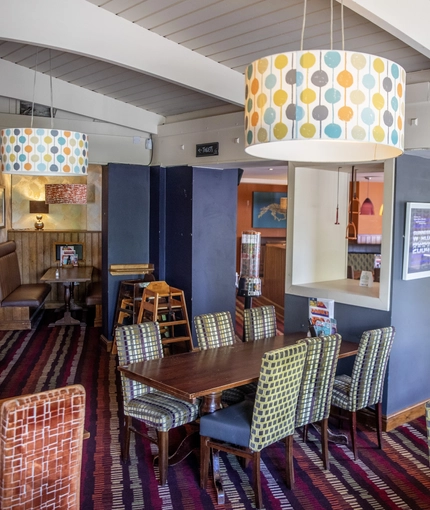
(252, 192, 287, 229)
(403, 202, 430, 280)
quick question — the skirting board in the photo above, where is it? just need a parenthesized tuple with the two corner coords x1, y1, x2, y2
(383, 400, 428, 431)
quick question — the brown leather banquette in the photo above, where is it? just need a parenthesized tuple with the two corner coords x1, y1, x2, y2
(0, 241, 51, 330)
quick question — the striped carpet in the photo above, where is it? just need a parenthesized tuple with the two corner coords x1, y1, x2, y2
(0, 308, 429, 509)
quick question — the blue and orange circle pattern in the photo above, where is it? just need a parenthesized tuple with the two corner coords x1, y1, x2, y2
(0, 128, 88, 174)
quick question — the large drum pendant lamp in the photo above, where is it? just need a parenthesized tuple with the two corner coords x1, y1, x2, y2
(244, 1, 406, 163)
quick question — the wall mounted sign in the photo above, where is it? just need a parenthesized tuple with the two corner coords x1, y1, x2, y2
(402, 202, 430, 280)
(196, 142, 219, 157)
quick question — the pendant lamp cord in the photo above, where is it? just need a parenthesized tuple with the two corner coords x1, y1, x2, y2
(31, 48, 39, 129)
(49, 49, 54, 129)
(335, 166, 340, 224)
(300, 0, 307, 51)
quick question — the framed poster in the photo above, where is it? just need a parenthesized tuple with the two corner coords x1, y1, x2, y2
(252, 192, 287, 229)
(0, 186, 5, 229)
(402, 202, 430, 280)
(53, 242, 84, 263)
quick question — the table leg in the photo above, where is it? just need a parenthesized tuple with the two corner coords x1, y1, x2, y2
(49, 282, 85, 327)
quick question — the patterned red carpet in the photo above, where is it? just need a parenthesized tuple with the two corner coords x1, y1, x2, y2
(0, 309, 429, 509)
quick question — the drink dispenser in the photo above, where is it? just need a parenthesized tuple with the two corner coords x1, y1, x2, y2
(238, 230, 261, 298)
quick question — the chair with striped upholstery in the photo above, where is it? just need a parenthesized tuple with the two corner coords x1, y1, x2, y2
(295, 334, 342, 469)
(243, 305, 277, 342)
(194, 311, 246, 405)
(426, 400, 430, 466)
(115, 322, 200, 485)
(330, 326, 395, 460)
(200, 343, 308, 509)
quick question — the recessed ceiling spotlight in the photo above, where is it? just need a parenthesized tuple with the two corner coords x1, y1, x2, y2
(269, 168, 273, 171)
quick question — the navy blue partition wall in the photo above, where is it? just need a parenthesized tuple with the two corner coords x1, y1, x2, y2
(164, 166, 239, 346)
(102, 163, 150, 339)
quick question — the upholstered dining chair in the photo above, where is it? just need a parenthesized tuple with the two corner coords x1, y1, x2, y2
(295, 334, 342, 470)
(115, 322, 200, 485)
(194, 311, 246, 405)
(200, 343, 308, 509)
(426, 400, 430, 465)
(330, 326, 395, 460)
(0, 384, 86, 510)
(243, 305, 277, 342)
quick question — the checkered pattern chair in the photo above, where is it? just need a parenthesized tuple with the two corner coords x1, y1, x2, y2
(115, 322, 200, 485)
(200, 343, 308, 509)
(243, 305, 277, 342)
(426, 400, 430, 466)
(0, 385, 86, 510)
(194, 311, 246, 405)
(331, 326, 395, 460)
(295, 334, 342, 469)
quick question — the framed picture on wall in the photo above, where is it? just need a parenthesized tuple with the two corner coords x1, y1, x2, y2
(252, 192, 287, 229)
(0, 186, 5, 229)
(402, 202, 430, 280)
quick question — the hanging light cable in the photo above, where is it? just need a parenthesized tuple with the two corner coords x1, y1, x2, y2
(244, 0, 405, 163)
(0, 49, 88, 175)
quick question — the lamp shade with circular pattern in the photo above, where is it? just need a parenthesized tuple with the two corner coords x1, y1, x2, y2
(244, 50, 405, 163)
(0, 128, 88, 175)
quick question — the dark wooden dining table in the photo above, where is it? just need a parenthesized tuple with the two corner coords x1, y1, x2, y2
(118, 332, 358, 503)
(41, 266, 93, 327)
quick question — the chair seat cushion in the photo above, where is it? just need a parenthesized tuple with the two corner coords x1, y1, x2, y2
(331, 374, 352, 409)
(200, 399, 254, 448)
(1, 283, 51, 307)
(125, 390, 200, 432)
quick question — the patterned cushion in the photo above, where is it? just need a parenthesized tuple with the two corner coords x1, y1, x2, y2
(331, 327, 395, 412)
(115, 322, 200, 432)
(295, 334, 342, 428)
(249, 343, 307, 452)
(243, 305, 277, 342)
(426, 400, 430, 465)
(194, 311, 235, 349)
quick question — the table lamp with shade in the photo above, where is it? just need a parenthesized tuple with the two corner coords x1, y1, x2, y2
(29, 200, 49, 230)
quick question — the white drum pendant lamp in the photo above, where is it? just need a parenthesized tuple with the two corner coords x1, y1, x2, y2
(244, 1, 406, 163)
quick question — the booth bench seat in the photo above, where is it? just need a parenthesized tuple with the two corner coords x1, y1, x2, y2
(0, 241, 51, 330)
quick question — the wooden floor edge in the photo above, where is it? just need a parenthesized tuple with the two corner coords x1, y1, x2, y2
(383, 400, 428, 432)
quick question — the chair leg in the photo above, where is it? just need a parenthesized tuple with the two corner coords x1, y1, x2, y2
(200, 435, 210, 489)
(303, 424, 308, 443)
(350, 411, 358, 460)
(158, 430, 169, 485)
(321, 418, 329, 470)
(375, 402, 383, 449)
(253, 451, 263, 509)
(285, 434, 295, 490)
(122, 415, 132, 462)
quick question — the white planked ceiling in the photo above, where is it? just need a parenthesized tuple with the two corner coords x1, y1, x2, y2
(1, 0, 429, 120)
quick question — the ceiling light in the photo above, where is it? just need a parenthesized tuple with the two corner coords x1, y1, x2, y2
(0, 49, 88, 175)
(244, 0, 405, 163)
(360, 176, 375, 215)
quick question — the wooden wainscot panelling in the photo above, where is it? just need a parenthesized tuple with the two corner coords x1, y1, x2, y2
(7, 230, 101, 306)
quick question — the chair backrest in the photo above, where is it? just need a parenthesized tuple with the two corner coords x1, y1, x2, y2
(249, 343, 308, 452)
(295, 334, 342, 428)
(243, 305, 277, 341)
(0, 384, 86, 510)
(194, 311, 235, 350)
(115, 322, 164, 403)
(349, 326, 395, 411)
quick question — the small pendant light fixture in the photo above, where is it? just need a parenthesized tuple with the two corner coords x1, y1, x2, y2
(360, 176, 375, 215)
(244, 0, 405, 163)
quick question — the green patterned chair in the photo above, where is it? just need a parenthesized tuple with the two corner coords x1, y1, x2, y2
(295, 334, 342, 470)
(243, 305, 277, 342)
(199, 343, 308, 509)
(331, 326, 395, 460)
(115, 322, 200, 486)
(426, 400, 430, 465)
(194, 311, 246, 405)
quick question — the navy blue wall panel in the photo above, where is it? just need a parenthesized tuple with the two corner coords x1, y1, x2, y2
(389, 154, 430, 414)
(102, 163, 150, 338)
(149, 166, 166, 281)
